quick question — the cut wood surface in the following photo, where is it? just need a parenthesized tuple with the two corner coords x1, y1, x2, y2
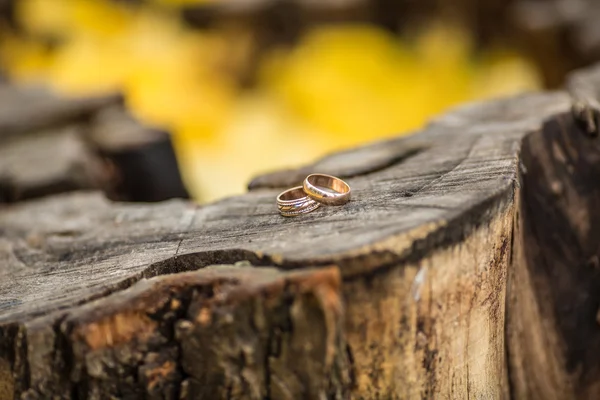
(1, 64, 600, 399)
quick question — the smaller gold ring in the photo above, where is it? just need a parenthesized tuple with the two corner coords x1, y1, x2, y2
(277, 186, 320, 217)
(303, 173, 351, 206)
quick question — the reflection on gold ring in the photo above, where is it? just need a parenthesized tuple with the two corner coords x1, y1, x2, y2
(303, 174, 351, 206)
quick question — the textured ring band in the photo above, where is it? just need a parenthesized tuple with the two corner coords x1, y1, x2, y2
(277, 186, 320, 217)
(303, 173, 351, 206)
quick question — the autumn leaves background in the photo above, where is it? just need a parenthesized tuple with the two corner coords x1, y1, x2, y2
(0, 0, 542, 202)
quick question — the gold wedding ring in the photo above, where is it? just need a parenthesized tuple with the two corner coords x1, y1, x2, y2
(277, 186, 320, 217)
(303, 173, 351, 206)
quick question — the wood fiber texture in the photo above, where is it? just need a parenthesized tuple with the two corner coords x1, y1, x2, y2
(1, 64, 600, 399)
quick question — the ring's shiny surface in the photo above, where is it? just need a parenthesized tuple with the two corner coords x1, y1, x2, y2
(277, 186, 320, 217)
(303, 173, 351, 206)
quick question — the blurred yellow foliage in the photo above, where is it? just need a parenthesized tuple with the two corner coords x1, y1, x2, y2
(152, 0, 217, 5)
(262, 24, 541, 148)
(0, 0, 542, 202)
(262, 25, 471, 145)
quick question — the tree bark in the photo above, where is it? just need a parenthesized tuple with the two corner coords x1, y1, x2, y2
(505, 66, 600, 400)
(1, 64, 600, 399)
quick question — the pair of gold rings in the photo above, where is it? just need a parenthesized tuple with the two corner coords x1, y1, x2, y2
(277, 173, 351, 217)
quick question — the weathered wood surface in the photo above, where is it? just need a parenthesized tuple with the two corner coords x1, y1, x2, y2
(1, 63, 600, 399)
(0, 84, 188, 203)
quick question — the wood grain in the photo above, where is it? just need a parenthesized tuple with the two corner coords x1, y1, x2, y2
(2, 64, 600, 398)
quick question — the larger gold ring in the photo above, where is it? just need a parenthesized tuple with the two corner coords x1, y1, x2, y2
(303, 173, 351, 206)
(277, 186, 320, 217)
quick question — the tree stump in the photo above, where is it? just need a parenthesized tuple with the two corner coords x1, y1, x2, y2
(1, 64, 600, 399)
(0, 84, 189, 203)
